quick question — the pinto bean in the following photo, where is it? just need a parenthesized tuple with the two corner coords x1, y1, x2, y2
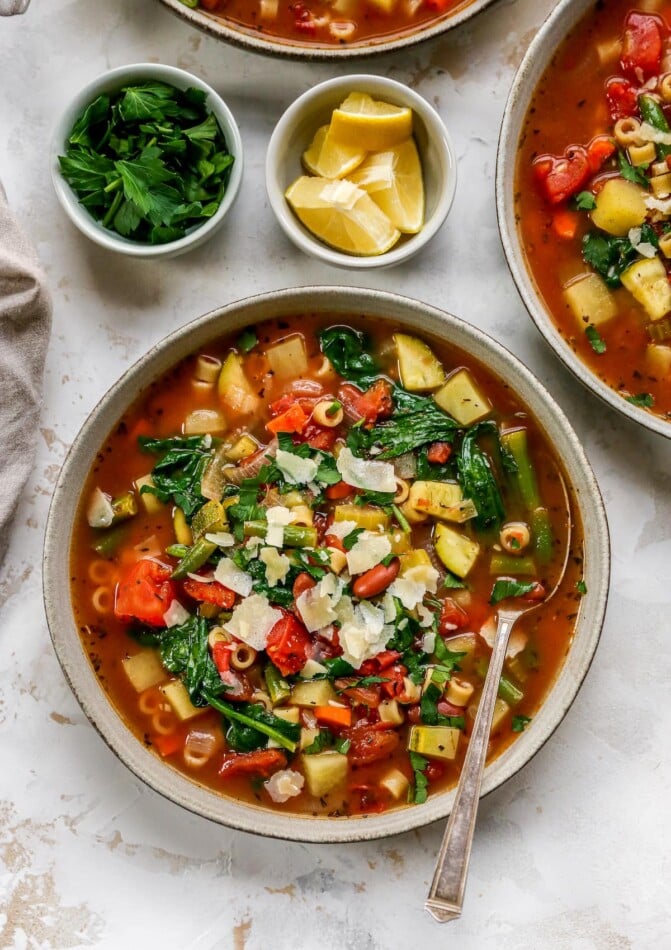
(352, 558, 400, 599)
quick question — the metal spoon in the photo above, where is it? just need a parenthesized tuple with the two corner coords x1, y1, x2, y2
(425, 485, 571, 922)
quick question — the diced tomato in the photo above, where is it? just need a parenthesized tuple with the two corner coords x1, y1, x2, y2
(424, 761, 445, 783)
(359, 651, 402, 675)
(357, 379, 394, 427)
(351, 784, 389, 814)
(427, 441, 452, 464)
(219, 749, 287, 779)
(325, 481, 356, 500)
(291, 2, 317, 33)
(524, 581, 546, 603)
(300, 421, 338, 451)
(380, 663, 408, 699)
(199, 0, 223, 9)
(621, 12, 665, 79)
(335, 679, 382, 708)
(182, 578, 236, 609)
(114, 559, 176, 626)
(266, 403, 309, 434)
(552, 209, 580, 240)
(438, 598, 469, 634)
(292, 572, 317, 600)
(153, 731, 184, 758)
(605, 77, 639, 122)
(533, 146, 590, 205)
(407, 704, 421, 724)
(266, 611, 312, 676)
(586, 135, 616, 174)
(324, 533, 345, 551)
(212, 641, 231, 674)
(342, 720, 400, 766)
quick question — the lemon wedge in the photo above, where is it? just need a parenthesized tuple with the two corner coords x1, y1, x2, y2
(348, 138, 424, 234)
(302, 124, 367, 180)
(285, 175, 401, 256)
(329, 92, 413, 152)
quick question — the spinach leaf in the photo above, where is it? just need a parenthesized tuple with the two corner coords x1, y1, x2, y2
(585, 325, 607, 354)
(139, 434, 213, 520)
(408, 751, 430, 804)
(303, 729, 334, 754)
(618, 150, 649, 188)
(203, 695, 300, 752)
(456, 422, 505, 531)
(625, 392, 654, 407)
(574, 191, 597, 210)
(582, 224, 658, 288)
(364, 390, 458, 459)
(237, 328, 258, 353)
(576, 579, 587, 595)
(318, 326, 380, 386)
(160, 615, 225, 705)
(512, 714, 532, 733)
(490, 578, 537, 605)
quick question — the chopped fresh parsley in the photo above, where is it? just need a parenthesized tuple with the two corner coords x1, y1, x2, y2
(490, 578, 537, 605)
(585, 324, 607, 354)
(512, 715, 531, 733)
(237, 329, 258, 353)
(618, 150, 649, 189)
(575, 190, 597, 210)
(583, 224, 658, 288)
(342, 527, 365, 550)
(443, 571, 467, 590)
(626, 392, 655, 408)
(408, 751, 429, 804)
(576, 579, 587, 595)
(303, 729, 334, 755)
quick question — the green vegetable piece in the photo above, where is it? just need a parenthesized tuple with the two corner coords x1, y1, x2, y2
(171, 537, 217, 579)
(501, 428, 541, 511)
(490, 578, 538, 604)
(639, 95, 671, 159)
(511, 714, 531, 732)
(110, 491, 138, 525)
(90, 524, 128, 558)
(617, 149, 650, 188)
(575, 191, 597, 211)
(576, 579, 587, 595)
(243, 521, 318, 548)
(191, 500, 227, 540)
(456, 422, 505, 531)
(498, 675, 524, 706)
(489, 553, 537, 576)
(318, 326, 380, 387)
(531, 507, 554, 565)
(585, 325, 607, 354)
(408, 750, 430, 805)
(364, 388, 458, 460)
(625, 392, 655, 408)
(264, 663, 291, 706)
(237, 328, 258, 353)
(204, 694, 300, 753)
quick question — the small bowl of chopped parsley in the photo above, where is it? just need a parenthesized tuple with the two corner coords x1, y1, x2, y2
(51, 63, 243, 258)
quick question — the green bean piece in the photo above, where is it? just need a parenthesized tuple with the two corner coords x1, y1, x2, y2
(531, 507, 554, 565)
(243, 521, 318, 548)
(501, 428, 541, 511)
(498, 675, 524, 706)
(264, 663, 291, 706)
(191, 500, 227, 540)
(639, 95, 671, 159)
(91, 524, 128, 558)
(489, 553, 537, 576)
(171, 537, 217, 579)
(166, 543, 189, 559)
(110, 491, 138, 525)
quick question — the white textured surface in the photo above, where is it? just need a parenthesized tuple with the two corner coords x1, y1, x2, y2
(1, 1, 670, 947)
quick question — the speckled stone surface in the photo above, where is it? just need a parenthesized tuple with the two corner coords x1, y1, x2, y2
(1, 1, 670, 947)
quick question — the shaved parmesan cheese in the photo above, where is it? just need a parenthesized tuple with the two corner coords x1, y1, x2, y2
(382, 592, 397, 623)
(163, 600, 190, 628)
(325, 519, 358, 540)
(204, 531, 235, 547)
(640, 121, 671, 146)
(417, 604, 435, 628)
(644, 194, 671, 213)
(404, 563, 440, 593)
(87, 487, 114, 528)
(264, 769, 305, 803)
(259, 547, 291, 587)
(421, 631, 436, 653)
(214, 557, 253, 597)
(338, 601, 394, 668)
(223, 594, 282, 650)
(265, 505, 296, 547)
(297, 584, 338, 632)
(388, 576, 426, 610)
(628, 227, 657, 259)
(187, 572, 215, 583)
(276, 449, 319, 485)
(346, 532, 392, 575)
(300, 658, 329, 678)
(478, 615, 527, 659)
(333, 594, 355, 626)
(336, 447, 396, 493)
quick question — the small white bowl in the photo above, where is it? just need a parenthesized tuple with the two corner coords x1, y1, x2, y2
(265, 75, 457, 270)
(50, 63, 243, 260)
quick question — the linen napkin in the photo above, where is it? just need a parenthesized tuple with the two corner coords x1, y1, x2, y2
(0, 184, 52, 563)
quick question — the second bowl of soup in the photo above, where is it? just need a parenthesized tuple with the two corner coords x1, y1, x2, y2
(44, 286, 609, 842)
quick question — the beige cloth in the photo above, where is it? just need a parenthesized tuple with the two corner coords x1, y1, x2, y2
(0, 185, 51, 562)
(0, 1, 30, 14)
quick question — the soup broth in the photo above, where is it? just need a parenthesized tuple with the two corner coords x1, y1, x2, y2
(70, 315, 583, 817)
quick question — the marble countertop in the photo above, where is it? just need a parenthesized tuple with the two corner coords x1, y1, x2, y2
(1, 1, 670, 947)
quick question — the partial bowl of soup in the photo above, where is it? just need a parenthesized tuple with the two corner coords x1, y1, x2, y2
(156, 0, 497, 59)
(43, 286, 609, 843)
(498, 0, 671, 438)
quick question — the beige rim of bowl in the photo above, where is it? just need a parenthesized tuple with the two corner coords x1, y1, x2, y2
(156, 0, 498, 60)
(496, 0, 671, 441)
(43, 286, 610, 843)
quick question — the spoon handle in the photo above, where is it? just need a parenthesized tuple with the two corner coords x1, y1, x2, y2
(425, 609, 517, 922)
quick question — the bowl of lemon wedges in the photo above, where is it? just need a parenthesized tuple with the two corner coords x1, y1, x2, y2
(265, 75, 457, 269)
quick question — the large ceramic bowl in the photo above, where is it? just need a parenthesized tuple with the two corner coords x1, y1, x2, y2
(157, 0, 497, 61)
(43, 286, 609, 843)
(496, 0, 671, 441)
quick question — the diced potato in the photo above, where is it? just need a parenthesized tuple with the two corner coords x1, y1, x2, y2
(434, 523, 480, 578)
(646, 343, 671, 376)
(184, 408, 227, 435)
(408, 724, 460, 760)
(408, 480, 462, 519)
(266, 335, 308, 379)
(273, 706, 300, 724)
(378, 699, 404, 725)
(301, 751, 348, 797)
(621, 257, 671, 321)
(491, 698, 511, 732)
(225, 434, 258, 462)
(218, 352, 260, 416)
(590, 178, 647, 236)
(291, 680, 339, 707)
(134, 475, 163, 515)
(379, 768, 410, 800)
(300, 727, 320, 750)
(333, 504, 390, 531)
(388, 528, 412, 555)
(399, 549, 433, 574)
(433, 369, 492, 426)
(173, 507, 193, 546)
(651, 172, 671, 197)
(393, 333, 446, 391)
(563, 273, 617, 328)
(123, 650, 168, 692)
(160, 680, 207, 721)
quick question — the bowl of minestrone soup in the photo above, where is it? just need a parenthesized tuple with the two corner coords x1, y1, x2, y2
(156, 0, 497, 59)
(498, 0, 671, 438)
(43, 286, 609, 842)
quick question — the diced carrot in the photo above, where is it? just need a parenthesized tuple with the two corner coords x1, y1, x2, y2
(153, 731, 183, 758)
(266, 403, 308, 434)
(552, 209, 580, 240)
(313, 705, 353, 729)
